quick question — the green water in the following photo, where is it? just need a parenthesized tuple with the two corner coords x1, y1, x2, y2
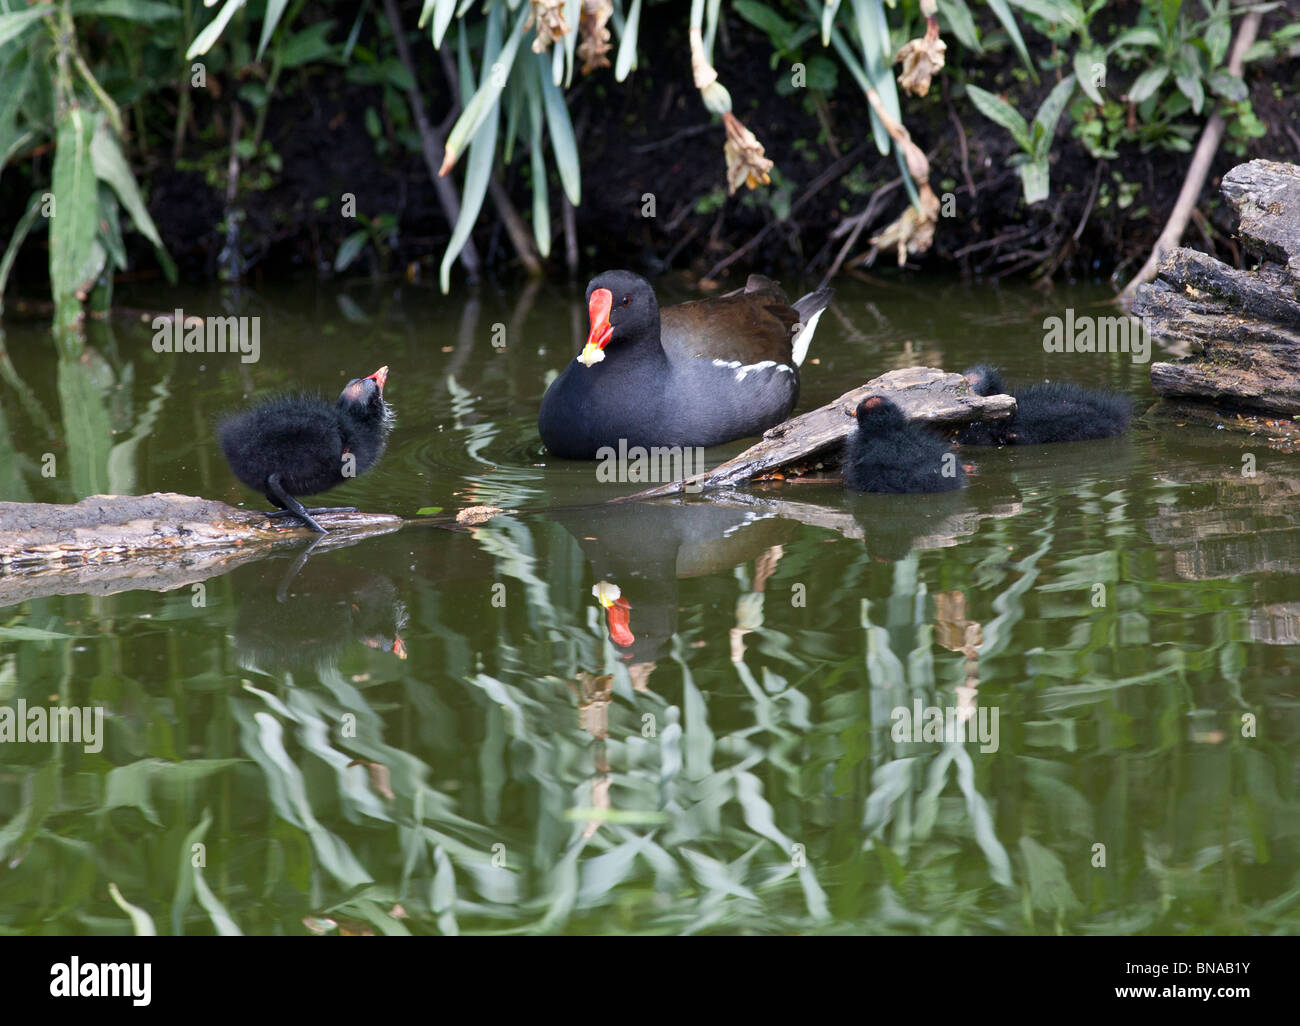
(1, 276, 1297, 936)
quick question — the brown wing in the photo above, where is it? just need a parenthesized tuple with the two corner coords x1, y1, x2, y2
(660, 275, 799, 365)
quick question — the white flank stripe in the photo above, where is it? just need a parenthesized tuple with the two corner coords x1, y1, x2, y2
(711, 358, 795, 383)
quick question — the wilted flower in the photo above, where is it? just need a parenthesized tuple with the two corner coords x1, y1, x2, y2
(722, 111, 773, 193)
(525, 0, 570, 54)
(894, 34, 946, 97)
(578, 0, 613, 74)
(870, 184, 941, 266)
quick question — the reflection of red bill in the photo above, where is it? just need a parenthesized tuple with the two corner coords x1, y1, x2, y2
(605, 597, 634, 647)
(593, 580, 634, 647)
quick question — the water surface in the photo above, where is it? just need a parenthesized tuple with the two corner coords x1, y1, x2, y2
(1, 275, 1297, 935)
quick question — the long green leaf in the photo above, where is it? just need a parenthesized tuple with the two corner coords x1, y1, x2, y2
(0, 192, 41, 317)
(965, 84, 1032, 152)
(528, 89, 550, 259)
(73, 0, 181, 21)
(820, 0, 843, 46)
(442, 9, 527, 171)
(615, 0, 641, 82)
(937, 0, 980, 52)
(90, 121, 164, 249)
(186, 0, 243, 60)
(49, 108, 99, 320)
(429, 0, 456, 47)
(0, 50, 32, 165)
(539, 54, 580, 206)
(985, 0, 1039, 82)
(1032, 73, 1076, 161)
(108, 882, 157, 936)
(848, 0, 897, 154)
(439, 99, 497, 292)
(256, 0, 290, 60)
(0, 8, 46, 48)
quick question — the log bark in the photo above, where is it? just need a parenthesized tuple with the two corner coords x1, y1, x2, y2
(625, 366, 1016, 498)
(1139, 160, 1300, 417)
(0, 493, 402, 603)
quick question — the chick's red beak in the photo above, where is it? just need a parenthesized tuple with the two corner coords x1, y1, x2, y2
(366, 365, 389, 393)
(580, 289, 614, 367)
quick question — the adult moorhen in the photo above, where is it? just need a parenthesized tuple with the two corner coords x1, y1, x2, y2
(539, 270, 833, 458)
(956, 364, 1132, 446)
(218, 365, 393, 533)
(843, 396, 966, 493)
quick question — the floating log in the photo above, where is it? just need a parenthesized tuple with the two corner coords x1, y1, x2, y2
(1140, 159, 1300, 416)
(0, 492, 402, 604)
(626, 366, 1016, 498)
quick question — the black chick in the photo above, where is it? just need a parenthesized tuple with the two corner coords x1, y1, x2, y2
(957, 364, 1132, 446)
(218, 366, 393, 532)
(843, 396, 966, 493)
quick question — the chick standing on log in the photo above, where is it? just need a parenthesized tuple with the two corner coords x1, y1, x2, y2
(217, 366, 393, 533)
(843, 396, 966, 493)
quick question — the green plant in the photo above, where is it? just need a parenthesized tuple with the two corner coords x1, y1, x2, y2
(0, 0, 175, 328)
(966, 75, 1077, 204)
(334, 211, 400, 274)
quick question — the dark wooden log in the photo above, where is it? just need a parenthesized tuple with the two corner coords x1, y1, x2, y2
(0, 492, 402, 603)
(625, 366, 1015, 498)
(1140, 160, 1300, 416)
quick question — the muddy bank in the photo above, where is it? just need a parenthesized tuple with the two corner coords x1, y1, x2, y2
(1, 4, 1297, 293)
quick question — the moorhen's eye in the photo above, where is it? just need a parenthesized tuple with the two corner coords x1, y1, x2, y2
(621, 295, 631, 307)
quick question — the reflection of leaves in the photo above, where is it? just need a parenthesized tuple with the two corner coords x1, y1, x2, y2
(1019, 836, 1081, 918)
(57, 353, 113, 496)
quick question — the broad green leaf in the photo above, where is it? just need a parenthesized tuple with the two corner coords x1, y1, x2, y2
(615, 0, 640, 81)
(281, 21, 336, 68)
(1007, 0, 1082, 32)
(334, 229, 368, 272)
(1160, 0, 1182, 37)
(937, 0, 980, 52)
(965, 84, 1032, 152)
(1019, 836, 1080, 914)
(49, 108, 98, 320)
(1074, 48, 1105, 105)
(1032, 73, 1076, 160)
(1129, 66, 1169, 103)
(0, 8, 45, 48)
(74, 0, 180, 21)
(90, 121, 165, 249)
(1019, 159, 1049, 204)
(1206, 72, 1247, 102)
(1176, 72, 1204, 114)
(1109, 27, 1162, 52)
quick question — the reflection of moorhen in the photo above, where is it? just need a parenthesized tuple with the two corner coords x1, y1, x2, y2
(539, 271, 832, 458)
(218, 366, 393, 532)
(550, 502, 797, 665)
(843, 396, 966, 494)
(233, 557, 407, 674)
(957, 364, 1132, 446)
